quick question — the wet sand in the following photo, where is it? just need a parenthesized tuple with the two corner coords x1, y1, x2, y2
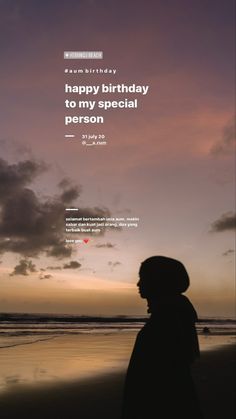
(0, 343, 235, 419)
(192, 343, 235, 419)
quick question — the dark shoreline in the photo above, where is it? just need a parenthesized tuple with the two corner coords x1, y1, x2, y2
(1, 312, 235, 324)
(0, 343, 235, 419)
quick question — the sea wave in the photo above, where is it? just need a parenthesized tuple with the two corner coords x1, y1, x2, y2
(0, 313, 235, 347)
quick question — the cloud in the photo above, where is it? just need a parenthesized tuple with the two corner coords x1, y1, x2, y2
(63, 261, 81, 269)
(210, 119, 235, 156)
(0, 158, 114, 259)
(39, 273, 53, 280)
(0, 158, 46, 201)
(210, 212, 236, 232)
(9, 259, 37, 276)
(58, 178, 82, 204)
(95, 242, 116, 248)
(46, 261, 81, 270)
(108, 261, 121, 268)
(222, 249, 235, 257)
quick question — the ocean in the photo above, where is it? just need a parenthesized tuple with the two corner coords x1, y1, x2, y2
(0, 313, 235, 395)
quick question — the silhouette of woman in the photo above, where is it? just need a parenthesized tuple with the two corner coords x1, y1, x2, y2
(122, 256, 203, 419)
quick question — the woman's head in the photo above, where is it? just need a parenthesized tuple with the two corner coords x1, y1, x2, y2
(138, 256, 189, 298)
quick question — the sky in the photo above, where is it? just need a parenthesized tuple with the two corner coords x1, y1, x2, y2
(0, 0, 235, 317)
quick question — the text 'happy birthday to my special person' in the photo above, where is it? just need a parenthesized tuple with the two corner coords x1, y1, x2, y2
(64, 83, 150, 125)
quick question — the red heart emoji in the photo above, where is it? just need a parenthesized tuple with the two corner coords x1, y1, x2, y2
(83, 239, 89, 244)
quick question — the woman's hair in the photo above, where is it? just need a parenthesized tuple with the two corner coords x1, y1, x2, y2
(139, 256, 190, 296)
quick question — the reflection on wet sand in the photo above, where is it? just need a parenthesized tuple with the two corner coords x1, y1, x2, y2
(0, 331, 235, 395)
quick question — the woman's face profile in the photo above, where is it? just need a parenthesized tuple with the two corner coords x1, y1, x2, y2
(137, 268, 148, 299)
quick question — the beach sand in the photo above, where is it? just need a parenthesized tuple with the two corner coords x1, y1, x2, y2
(0, 344, 235, 419)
